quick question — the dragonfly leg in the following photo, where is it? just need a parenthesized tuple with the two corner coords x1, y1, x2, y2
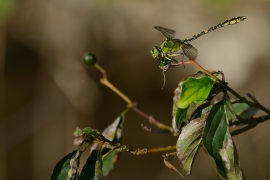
(169, 64, 179, 68)
(168, 53, 182, 57)
(169, 57, 178, 64)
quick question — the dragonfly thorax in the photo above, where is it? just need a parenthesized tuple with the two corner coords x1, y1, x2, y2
(160, 39, 182, 54)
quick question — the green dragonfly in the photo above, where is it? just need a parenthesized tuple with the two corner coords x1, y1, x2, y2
(150, 16, 246, 70)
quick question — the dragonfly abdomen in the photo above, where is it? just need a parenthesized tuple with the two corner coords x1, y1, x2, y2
(183, 16, 246, 44)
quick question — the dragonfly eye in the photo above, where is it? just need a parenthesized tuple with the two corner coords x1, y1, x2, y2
(150, 46, 162, 58)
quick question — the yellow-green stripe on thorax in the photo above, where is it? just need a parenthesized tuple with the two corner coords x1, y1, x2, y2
(150, 39, 187, 58)
(160, 39, 186, 54)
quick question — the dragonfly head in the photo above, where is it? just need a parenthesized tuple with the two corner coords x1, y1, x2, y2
(157, 57, 171, 71)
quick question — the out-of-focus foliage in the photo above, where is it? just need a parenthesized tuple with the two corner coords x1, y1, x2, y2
(206, 0, 235, 7)
(0, 0, 14, 24)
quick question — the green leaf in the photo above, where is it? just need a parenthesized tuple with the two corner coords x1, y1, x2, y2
(79, 150, 103, 180)
(102, 115, 124, 142)
(233, 103, 258, 120)
(0, 0, 14, 24)
(172, 102, 206, 132)
(173, 99, 211, 135)
(203, 101, 228, 179)
(102, 151, 115, 176)
(225, 99, 237, 122)
(172, 107, 189, 134)
(172, 86, 185, 135)
(73, 127, 101, 146)
(219, 134, 243, 180)
(176, 117, 206, 174)
(177, 74, 215, 109)
(202, 99, 243, 180)
(50, 151, 80, 180)
(95, 151, 104, 180)
(101, 115, 124, 176)
(73, 127, 100, 137)
(201, 104, 213, 117)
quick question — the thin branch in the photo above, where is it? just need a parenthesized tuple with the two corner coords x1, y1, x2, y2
(93, 63, 173, 132)
(229, 116, 249, 126)
(141, 124, 172, 133)
(247, 93, 270, 115)
(231, 123, 256, 136)
(147, 146, 176, 153)
(231, 115, 270, 136)
(131, 103, 173, 133)
(114, 145, 176, 155)
(81, 143, 91, 153)
(103, 141, 176, 155)
(94, 63, 133, 106)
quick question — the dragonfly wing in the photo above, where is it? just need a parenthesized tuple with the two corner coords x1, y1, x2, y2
(183, 44, 198, 60)
(154, 26, 176, 39)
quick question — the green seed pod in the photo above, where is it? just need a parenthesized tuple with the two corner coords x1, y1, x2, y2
(83, 52, 97, 66)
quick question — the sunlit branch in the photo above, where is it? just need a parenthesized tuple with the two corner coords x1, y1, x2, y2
(94, 63, 133, 106)
(94, 63, 173, 132)
(101, 139, 176, 155)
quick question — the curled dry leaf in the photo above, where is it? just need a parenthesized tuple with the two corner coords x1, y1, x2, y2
(163, 156, 184, 177)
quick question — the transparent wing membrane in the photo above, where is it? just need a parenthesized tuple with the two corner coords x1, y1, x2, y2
(154, 26, 176, 39)
(182, 44, 198, 60)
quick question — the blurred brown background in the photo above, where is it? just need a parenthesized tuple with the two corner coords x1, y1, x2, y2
(1, 0, 270, 179)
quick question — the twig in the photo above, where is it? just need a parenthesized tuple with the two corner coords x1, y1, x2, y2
(93, 63, 173, 133)
(247, 93, 270, 115)
(131, 103, 173, 132)
(103, 141, 176, 155)
(231, 115, 270, 136)
(94, 63, 133, 106)
(141, 124, 172, 133)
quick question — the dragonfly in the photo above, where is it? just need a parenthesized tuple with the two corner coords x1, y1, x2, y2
(150, 16, 247, 71)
